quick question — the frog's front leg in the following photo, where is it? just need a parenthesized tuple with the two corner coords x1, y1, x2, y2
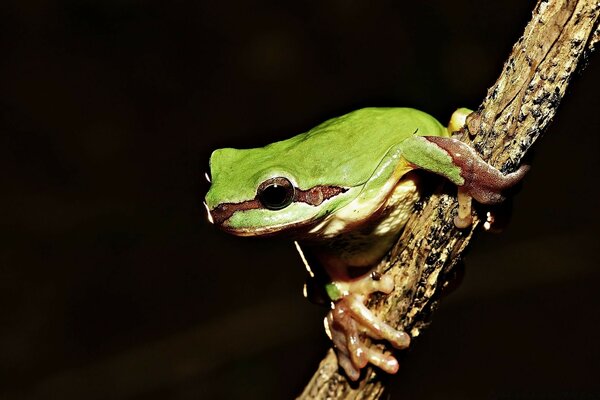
(324, 270, 410, 381)
(425, 136, 529, 227)
(401, 135, 528, 228)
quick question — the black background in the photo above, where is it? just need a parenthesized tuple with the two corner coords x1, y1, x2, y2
(1, 1, 599, 399)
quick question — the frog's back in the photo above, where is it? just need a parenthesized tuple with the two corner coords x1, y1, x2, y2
(301, 107, 446, 147)
(272, 107, 447, 186)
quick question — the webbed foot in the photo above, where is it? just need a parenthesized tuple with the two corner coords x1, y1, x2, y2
(325, 274, 410, 381)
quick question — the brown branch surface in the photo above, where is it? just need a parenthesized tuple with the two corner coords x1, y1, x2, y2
(298, 1, 599, 399)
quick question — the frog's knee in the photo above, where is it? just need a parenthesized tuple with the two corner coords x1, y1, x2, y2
(448, 107, 473, 135)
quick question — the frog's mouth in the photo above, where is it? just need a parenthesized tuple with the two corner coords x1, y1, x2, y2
(205, 199, 262, 226)
(206, 207, 319, 237)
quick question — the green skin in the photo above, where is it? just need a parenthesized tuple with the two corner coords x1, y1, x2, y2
(205, 107, 527, 381)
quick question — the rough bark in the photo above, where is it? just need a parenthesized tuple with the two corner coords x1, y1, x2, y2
(298, 1, 599, 398)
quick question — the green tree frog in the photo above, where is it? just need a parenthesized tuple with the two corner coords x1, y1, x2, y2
(204, 107, 526, 381)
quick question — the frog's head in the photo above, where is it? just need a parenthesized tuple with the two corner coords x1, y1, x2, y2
(204, 146, 359, 237)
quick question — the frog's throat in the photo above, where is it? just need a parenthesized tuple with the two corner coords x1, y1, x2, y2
(209, 185, 348, 226)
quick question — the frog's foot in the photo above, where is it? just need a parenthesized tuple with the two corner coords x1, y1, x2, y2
(325, 274, 410, 381)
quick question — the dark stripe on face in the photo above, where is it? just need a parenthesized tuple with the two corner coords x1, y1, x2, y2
(209, 185, 348, 225)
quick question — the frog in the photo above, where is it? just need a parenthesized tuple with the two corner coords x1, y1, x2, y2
(204, 107, 527, 381)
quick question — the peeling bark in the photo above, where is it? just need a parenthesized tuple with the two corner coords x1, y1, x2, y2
(298, 1, 599, 398)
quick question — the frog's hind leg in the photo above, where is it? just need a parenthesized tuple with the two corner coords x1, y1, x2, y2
(447, 107, 473, 135)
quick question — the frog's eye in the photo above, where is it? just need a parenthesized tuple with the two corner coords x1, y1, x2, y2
(257, 177, 295, 210)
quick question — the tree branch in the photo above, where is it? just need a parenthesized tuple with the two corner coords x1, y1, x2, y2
(298, 1, 599, 398)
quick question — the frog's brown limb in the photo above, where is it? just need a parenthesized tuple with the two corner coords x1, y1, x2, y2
(424, 136, 529, 205)
(326, 274, 410, 380)
(423, 136, 528, 228)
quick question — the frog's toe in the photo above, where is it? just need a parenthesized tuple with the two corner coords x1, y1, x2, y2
(337, 350, 361, 381)
(345, 294, 411, 349)
(328, 301, 368, 365)
(327, 308, 364, 380)
(363, 346, 399, 374)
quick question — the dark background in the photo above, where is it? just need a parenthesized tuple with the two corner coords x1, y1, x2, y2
(1, 1, 599, 399)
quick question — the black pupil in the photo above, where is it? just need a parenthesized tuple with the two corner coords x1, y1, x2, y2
(259, 182, 293, 210)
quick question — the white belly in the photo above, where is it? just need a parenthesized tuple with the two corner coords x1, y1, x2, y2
(304, 173, 421, 268)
